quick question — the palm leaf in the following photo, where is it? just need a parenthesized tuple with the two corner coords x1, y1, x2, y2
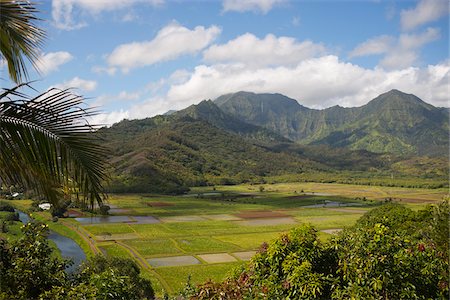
(0, 0, 45, 83)
(0, 84, 108, 209)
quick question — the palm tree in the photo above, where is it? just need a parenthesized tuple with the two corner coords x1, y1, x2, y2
(0, 1, 107, 209)
(0, 0, 45, 84)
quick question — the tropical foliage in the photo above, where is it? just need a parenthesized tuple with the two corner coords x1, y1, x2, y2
(191, 202, 449, 299)
(0, 0, 107, 209)
(101, 109, 448, 194)
(0, 85, 107, 208)
(0, 222, 154, 300)
(0, 0, 45, 83)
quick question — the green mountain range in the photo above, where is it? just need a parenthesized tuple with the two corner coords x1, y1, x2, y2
(215, 89, 449, 156)
(100, 90, 449, 193)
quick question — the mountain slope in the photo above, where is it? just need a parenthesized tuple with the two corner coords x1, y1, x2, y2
(100, 116, 325, 193)
(174, 100, 289, 142)
(216, 90, 449, 155)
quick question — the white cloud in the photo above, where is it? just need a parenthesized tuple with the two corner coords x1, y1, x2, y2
(92, 65, 117, 75)
(398, 27, 440, 49)
(90, 90, 141, 107)
(349, 35, 394, 58)
(203, 33, 326, 67)
(222, 0, 285, 14)
(401, 0, 449, 31)
(107, 22, 221, 72)
(105, 56, 447, 124)
(54, 76, 97, 92)
(380, 27, 440, 69)
(35, 51, 73, 75)
(350, 28, 440, 69)
(89, 110, 130, 127)
(52, 0, 164, 30)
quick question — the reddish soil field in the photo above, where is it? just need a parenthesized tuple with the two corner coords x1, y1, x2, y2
(286, 195, 310, 199)
(147, 202, 174, 207)
(235, 210, 288, 219)
(65, 209, 84, 217)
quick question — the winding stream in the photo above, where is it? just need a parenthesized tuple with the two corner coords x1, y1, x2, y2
(16, 210, 86, 273)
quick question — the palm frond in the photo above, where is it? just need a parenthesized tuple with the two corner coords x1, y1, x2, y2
(0, 84, 108, 208)
(0, 0, 45, 83)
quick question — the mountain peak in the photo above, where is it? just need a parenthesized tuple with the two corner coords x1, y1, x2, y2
(365, 89, 433, 111)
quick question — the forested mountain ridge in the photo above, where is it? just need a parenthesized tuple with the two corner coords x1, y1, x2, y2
(215, 90, 449, 156)
(99, 89, 449, 193)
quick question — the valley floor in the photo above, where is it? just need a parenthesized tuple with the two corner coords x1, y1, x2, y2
(8, 182, 448, 297)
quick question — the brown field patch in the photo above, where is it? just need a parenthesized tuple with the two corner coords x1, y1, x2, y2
(147, 202, 174, 207)
(235, 210, 289, 219)
(286, 195, 310, 200)
(321, 228, 342, 235)
(232, 251, 256, 261)
(148, 255, 200, 267)
(65, 209, 84, 217)
(198, 253, 237, 264)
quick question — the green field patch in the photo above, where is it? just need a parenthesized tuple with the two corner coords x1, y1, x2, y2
(164, 221, 244, 236)
(216, 232, 283, 249)
(297, 214, 363, 229)
(99, 243, 135, 259)
(95, 233, 139, 241)
(83, 223, 135, 235)
(155, 262, 244, 292)
(129, 224, 176, 239)
(236, 217, 297, 226)
(123, 239, 181, 257)
(175, 236, 242, 253)
(288, 208, 360, 217)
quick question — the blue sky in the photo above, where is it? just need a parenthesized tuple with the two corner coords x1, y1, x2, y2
(1, 0, 448, 125)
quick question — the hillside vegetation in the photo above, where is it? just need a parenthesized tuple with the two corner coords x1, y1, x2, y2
(100, 90, 449, 193)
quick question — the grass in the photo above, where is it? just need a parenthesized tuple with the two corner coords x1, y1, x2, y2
(123, 239, 182, 257)
(216, 231, 283, 249)
(296, 214, 364, 229)
(175, 236, 242, 253)
(99, 242, 135, 258)
(155, 262, 245, 293)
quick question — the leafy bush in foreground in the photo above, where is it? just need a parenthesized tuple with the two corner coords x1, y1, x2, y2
(0, 222, 154, 299)
(192, 202, 449, 299)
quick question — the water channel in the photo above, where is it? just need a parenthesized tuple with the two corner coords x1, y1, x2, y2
(16, 210, 86, 273)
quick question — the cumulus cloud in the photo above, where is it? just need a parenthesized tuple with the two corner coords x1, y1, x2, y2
(89, 110, 130, 127)
(222, 0, 285, 14)
(54, 76, 97, 92)
(52, 0, 163, 30)
(35, 51, 73, 75)
(90, 90, 141, 107)
(350, 28, 440, 69)
(91, 56, 448, 126)
(107, 22, 221, 72)
(92, 65, 117, 75)
(349, 35, 394, 58)
(401, 0, 449, 31)
(203, 33, 326, 67)
(380, 27, 440, 69)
